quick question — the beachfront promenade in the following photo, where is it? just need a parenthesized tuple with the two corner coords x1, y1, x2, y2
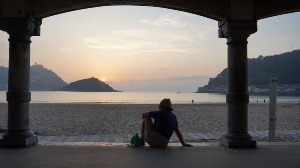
(35, 130, 300, 143)
(1, 130, 300, 143)
(1, 141, 299, 168)
(1, 131, 300, 167)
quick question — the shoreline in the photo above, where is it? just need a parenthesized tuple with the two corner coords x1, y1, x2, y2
(1, 91, 300, 105)
(0, 102, 299, 105)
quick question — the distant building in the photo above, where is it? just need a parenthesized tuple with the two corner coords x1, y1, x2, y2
(198, 84, 300, 95)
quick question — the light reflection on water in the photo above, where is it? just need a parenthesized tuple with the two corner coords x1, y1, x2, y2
(0, 91, 299, 104)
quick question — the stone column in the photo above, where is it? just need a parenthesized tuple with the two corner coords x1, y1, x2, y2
(0, 16, 41, 147)
(218, 20, 257, 148)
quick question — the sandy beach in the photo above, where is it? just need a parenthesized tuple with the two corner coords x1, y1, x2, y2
(0, 103, 299, 142)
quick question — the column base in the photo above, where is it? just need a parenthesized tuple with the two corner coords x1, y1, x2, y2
(0, 135, 38, 148)
(220, 136, 256, 148)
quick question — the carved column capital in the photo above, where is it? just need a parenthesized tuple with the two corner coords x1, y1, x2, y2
(0, 15, 42, 36)
(218, 19, 257, 42)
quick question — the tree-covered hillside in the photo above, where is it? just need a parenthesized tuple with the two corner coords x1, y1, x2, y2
(30, 64, 68, 91)
(0, 64, 67, 91)
(207, 49, 300, 86)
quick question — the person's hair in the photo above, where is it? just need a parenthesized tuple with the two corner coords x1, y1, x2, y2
(159, 98, 173, 110)
(159, 105, 173, 111)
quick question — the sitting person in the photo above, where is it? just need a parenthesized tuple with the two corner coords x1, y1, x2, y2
(140, 98, 193, 147)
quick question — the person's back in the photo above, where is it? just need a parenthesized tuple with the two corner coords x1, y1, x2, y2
(150, 109, 177, 140)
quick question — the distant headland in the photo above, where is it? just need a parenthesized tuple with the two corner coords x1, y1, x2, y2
(197, 49, 300, 95)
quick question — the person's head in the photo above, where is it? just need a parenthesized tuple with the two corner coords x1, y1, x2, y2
(159, 98, 173, 111)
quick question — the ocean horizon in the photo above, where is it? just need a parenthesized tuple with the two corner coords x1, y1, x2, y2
(0, 91, 300, 104)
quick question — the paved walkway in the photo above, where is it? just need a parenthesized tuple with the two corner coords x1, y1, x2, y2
(1, 130, 300, 167)
(36, 130, 300, 143)
(1, 142, 300, 168)
(1, 130, 300, 143)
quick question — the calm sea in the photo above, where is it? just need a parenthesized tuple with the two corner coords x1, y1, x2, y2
(0, 91, 299, 104)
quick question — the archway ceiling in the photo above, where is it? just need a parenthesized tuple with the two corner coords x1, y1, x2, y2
(27, 0, 300, 21)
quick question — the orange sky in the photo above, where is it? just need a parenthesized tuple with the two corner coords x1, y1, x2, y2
(0, 6, 299, 91)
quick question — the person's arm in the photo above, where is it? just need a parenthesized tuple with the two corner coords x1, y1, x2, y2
(142, 112, 150, 119)
(175, 127, 193, 147)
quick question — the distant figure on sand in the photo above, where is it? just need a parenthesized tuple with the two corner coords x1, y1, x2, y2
(192, 99, 194, 104)
(140, 98, 193, 147)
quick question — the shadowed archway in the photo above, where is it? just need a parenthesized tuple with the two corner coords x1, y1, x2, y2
(0, 0, 300, 148)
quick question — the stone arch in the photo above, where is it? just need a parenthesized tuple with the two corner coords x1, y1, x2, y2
(30, 1, 227, 21)
(1, 0, 296, 21)
(1, 0, 300, 148)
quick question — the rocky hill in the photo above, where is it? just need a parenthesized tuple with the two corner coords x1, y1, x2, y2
(0, 64, 67, 91)
(198, 49, 300, 93)
(31, 64, 68, 91)
(60, 77, 119, 92)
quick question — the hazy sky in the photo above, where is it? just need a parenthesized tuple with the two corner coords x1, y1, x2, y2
(0, 6, 299, 92)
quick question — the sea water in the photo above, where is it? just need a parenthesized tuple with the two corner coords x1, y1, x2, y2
(0, 91, 299, 104)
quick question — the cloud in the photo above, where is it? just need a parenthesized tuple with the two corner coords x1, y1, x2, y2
(84, 36, 144, 50)
(59, 47, 82, 54)
(159, 67, 169, 71)
(83, 13, 210, 56)
(141, 14, 187, 28)
(166, 76, 209, 81)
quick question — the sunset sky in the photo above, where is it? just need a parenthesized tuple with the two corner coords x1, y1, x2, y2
(0, 6, 299, 92)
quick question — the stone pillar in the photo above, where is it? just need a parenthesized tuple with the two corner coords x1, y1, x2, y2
(218, 20, 257, 148)
(0, 16, 41, 147)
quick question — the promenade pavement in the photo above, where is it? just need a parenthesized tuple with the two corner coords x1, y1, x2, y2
(1, 142, 300, 168)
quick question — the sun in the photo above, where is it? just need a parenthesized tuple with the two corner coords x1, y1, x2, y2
(101, 77, 106, 82)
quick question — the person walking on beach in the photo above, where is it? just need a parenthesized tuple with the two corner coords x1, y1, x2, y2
(140, 98, 193, 147)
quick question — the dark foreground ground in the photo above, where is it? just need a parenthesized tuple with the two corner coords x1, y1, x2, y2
(1, 142, 299, 168)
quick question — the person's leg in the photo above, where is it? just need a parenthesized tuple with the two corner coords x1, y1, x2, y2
(147, 132, 169, 147)
(141, 117, 153, 142)
(141, 119, 146, 141)
(141, 118, 168, 147)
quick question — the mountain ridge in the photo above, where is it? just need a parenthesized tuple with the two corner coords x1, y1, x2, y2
(30, 64, 68, 91)
(197, 49, 300, 93)
(0, 64, 119, 92)
(0, 64, 68, 91)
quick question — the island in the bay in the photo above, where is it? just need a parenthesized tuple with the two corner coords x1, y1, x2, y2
(60, 77, 120, 92)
